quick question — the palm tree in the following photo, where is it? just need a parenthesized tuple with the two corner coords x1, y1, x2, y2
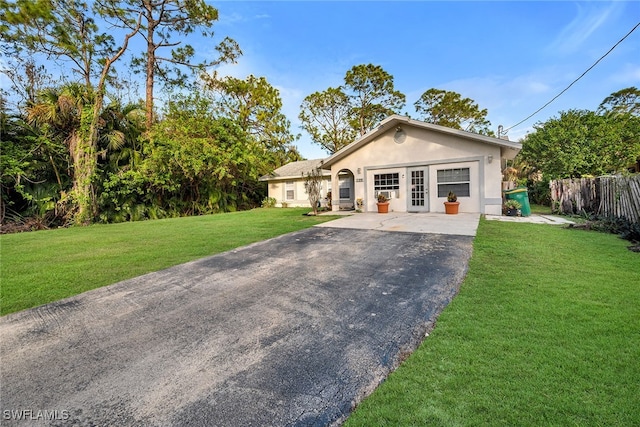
(27, 84, 94, 221)
(97, 101, 146, 172)
(26, 85, 144, 223)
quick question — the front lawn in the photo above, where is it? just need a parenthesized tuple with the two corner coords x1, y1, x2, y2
(0, 208, 336, 316)
(345, 218, 640, 426)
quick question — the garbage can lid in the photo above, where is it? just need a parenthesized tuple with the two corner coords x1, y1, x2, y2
(503, 188, 528, 194)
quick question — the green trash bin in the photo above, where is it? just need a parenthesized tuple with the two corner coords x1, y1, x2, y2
(503, 187, 531, 216)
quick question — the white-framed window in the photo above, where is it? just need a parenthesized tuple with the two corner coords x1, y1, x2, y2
(338, 177, 351, 199)
(374, 172, 400, 199)
(285, 181, 295, 200)
(437, 168, 470, 197)
(374, 173, 400, 191)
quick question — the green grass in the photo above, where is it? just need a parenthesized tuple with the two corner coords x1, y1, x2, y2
(529, 203, 552, 215)
(345, 219, 640, 426)
(0, 208, 336, 316)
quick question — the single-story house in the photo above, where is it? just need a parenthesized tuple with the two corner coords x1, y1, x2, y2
(259, 158, 332, 208)
(261, 115, 522, 215)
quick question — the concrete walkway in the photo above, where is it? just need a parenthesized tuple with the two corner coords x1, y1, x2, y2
(316, 211, 573, 235)
(316, 212, 481, 236)
(486, 213, 575, 225)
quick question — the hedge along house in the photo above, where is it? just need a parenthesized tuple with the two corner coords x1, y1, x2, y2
(319, 115, 522, 215)
(259, 158, 332, 207)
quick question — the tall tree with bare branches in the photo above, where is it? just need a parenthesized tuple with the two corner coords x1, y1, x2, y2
(98, 0, 242, 129)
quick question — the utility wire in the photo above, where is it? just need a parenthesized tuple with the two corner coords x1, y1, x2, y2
(501, 20, 640, 135)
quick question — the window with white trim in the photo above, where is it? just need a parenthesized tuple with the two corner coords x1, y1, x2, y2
(338, 177, 351, 199)
(374, 172, 400, 199)
(437, 168, 470, 197)
(285, 181, 295, 200)
(374, 173, 400, 191)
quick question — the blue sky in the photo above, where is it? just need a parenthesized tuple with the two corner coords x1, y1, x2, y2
(203, 1, 640, 159)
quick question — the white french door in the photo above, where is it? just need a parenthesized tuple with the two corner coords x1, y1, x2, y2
(408, 167, 429, 212)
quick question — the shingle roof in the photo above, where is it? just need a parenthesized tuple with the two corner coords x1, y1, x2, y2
(259, 158, 330, 181)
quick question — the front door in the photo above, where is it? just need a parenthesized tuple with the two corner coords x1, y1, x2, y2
(408, 167, 429, 212)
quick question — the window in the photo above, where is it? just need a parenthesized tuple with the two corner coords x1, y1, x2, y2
(338, 177, 351, 199)
(373, 172, 400, 199)
(374, 173, 400, 191)
(285, 181, 294, 200)
(437, 168, 470, 197)
(374, 172, 400, 199)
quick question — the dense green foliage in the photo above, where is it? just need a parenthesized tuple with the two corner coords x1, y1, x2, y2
(0, 208, 338, 315)
(346, 219, 640, 426)
(0, 1, 298, 227)
(518, 87, 640, 180)
(519, 109, 640, 178)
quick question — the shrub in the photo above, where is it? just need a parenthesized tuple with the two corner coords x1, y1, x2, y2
(528, 176, 551, 206)
(570, 214, 640, 245)
(261, 197, 277, 208)
(504, 199, 522, 210)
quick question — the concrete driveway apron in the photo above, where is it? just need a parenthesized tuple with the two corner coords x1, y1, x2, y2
(0, 213, 479, 426)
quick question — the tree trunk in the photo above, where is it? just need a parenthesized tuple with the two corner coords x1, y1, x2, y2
(145, 26, 155, 130)
(144, 2, 157, 131)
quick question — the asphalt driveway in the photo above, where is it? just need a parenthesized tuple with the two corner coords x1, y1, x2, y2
(1, 219, 475, 426)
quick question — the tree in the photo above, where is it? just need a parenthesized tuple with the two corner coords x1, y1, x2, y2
(2, 1, 141, 223)
(598, 86, 640, 116)
(1, 0, 118, 89)
(141, 93, 267, 215)
(519, 109, 640, 179)
(0, 57, 53, 113)
(298, 64, 405, 154)
(1, 92, 70, 224)
(204, 73, 300, 168)
(205, 75, 295, 148)
(345, 64, 405, 136)
(414, 88, 493, 135)
(298, 87, 356, 154)
(96, 100, 146, 173)
(303, 167, 323, 216)
(99, 0, 242, 129)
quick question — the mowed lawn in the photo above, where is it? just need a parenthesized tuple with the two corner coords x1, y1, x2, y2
(0, 208, 336, 316)
(346, 219, 640, 426)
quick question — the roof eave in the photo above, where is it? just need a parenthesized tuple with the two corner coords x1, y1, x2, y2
(322, 115, 523, 168)
(259, 171, 331, 182)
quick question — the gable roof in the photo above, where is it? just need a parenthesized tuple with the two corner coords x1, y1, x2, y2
(259, 158, 330, 181)
(321, 115, 522, 169)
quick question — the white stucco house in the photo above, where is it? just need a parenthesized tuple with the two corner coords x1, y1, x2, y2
(261, 115, 522, 215)
(259, 158, 332, 208)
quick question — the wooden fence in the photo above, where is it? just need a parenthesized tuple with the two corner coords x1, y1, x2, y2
(550, 175, 640, 223)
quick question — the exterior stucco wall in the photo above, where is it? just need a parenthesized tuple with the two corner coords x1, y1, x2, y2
(267, 178, 331, 208)
(328, 126, 504, 214)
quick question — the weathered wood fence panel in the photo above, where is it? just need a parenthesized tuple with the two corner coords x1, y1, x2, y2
(550, 175, 640, 223)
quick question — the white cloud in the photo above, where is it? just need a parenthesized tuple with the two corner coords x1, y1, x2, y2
(547, 2, 622, 54)
(217, 8, 270, 26)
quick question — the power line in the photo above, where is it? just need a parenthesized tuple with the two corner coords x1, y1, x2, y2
(501, 20, 640, 136)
